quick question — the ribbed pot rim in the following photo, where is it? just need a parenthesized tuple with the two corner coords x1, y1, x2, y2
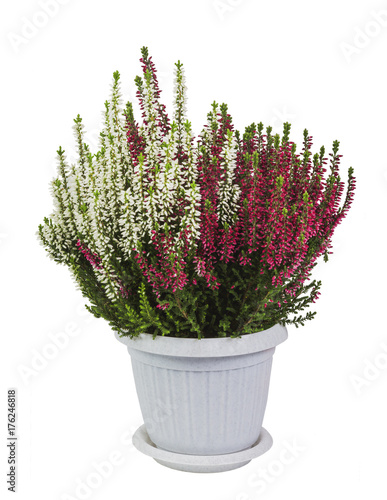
(115, 323, 288, 358)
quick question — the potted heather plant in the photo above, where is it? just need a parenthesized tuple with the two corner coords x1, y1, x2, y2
(38, 47, 355, 472)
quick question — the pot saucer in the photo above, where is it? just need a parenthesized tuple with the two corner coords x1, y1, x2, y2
(132, 425, 273, 473)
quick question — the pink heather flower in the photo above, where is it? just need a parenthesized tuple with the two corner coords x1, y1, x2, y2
(77, 240, 132, 299)
(156, 303, 170, 311)
(76, 240, 103, 270)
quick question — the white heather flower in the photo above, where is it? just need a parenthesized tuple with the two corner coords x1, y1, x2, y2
(217, 129, 241, 226)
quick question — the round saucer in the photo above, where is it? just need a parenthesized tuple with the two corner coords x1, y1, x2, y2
(132, 425, 273, 473)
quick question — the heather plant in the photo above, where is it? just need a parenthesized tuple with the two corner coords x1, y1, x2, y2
(38, 47, 356, 339)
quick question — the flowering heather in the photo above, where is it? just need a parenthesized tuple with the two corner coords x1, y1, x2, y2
(38, 47, 356, 339)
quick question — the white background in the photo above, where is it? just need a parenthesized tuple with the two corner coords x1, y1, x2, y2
(1, 0, 386, 499)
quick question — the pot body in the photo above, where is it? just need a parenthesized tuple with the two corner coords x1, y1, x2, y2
(116, 324, 287, 456)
